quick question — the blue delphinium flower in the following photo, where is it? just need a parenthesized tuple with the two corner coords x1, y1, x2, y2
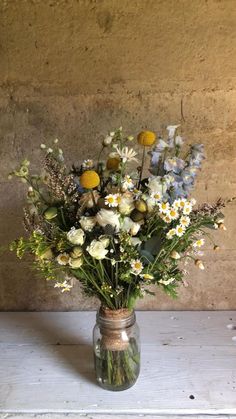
(164, 157, 186, 174)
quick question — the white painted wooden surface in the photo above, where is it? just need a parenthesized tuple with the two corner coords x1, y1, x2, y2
(0, 311, 236, 417)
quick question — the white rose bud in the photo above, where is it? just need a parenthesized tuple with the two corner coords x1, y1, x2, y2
(87, 240, 108, 260)
(69, 257, 83, 269)
(70, 246, 83, 258)
(67, 228, 85, 245)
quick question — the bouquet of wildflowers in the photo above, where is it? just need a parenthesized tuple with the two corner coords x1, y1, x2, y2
(10, 125, 227, 309)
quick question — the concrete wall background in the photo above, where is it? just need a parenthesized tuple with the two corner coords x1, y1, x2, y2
(0, 0, 236, 310)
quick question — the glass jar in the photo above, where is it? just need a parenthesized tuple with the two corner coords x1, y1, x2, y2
(93, 306, 140, 391)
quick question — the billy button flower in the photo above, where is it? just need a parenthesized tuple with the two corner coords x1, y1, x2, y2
(106, 157, 120, 171)
(80, 170, 100, 189)
(137, 131, 156, 147)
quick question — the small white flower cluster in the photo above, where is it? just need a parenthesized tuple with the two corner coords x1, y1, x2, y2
(164, 198, 195, 239)
(54, 280, 72, 292)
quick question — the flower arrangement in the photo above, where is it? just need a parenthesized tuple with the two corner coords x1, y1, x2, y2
(9, 125, 228, 309)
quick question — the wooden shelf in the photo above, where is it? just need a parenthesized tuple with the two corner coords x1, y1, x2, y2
(0, 311, 236, 418)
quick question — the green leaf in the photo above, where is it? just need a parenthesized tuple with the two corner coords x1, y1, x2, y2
(143, 235, 162, 255)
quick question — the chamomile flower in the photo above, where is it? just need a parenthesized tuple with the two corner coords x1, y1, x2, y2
(113, 145, 138, 163)
(54, 280, 72, 292)
(173, 199, 181, 210)
(56, 253, 70, 265)
(122, 175, 134, 190)
(168, 208, 179, 220)
(180, 215, 190, 227)
(105, 194, 121, 207)
(193, 238, 205, 248)
(178, 198, 187, 209)
(82, 159, 94, 169)
(130, 259, 143, 275)
(175, 224, 186, 237)
(159, 277, 175, 285)
(150, 191, 162, 202)
(166, 228, 176, 239)
(183, 201, 192, 215)
(158, 202, 170, 214)
(162, 214, 172, 223)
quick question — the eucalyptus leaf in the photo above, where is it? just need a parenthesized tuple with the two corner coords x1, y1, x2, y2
(139, 249, 155, 264)
(143, 235, 162, 255)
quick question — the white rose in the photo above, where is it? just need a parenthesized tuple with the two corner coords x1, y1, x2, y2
(121, 217, 140, 236)
(69, 257, 83, 269)
(87, 240, 108, 260)
(67, 228, 85, 245)
(80, 216, 96, 231)
(147, 177, 166, 194)
(99, 236, 110, 248)
(96, 209, 120, 232)
(118, 194, 135, 215)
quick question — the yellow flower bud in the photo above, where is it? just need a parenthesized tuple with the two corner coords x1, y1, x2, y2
(80, 170, 100, 189)
(137, 131, 156, 147)
(135, 200, 147, 213)
(170, 250, 181, 260)
(44, 207, 58, 220)
(195, 259, 205, 270)
(106, 157, 120, 171)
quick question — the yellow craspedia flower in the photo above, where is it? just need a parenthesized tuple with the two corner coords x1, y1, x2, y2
(80, 170, 100, 189)
(137, 130, 156, 146)
(106, 157, 120, 171)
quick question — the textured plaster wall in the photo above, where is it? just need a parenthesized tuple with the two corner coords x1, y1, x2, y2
(0, 0, 236, 310)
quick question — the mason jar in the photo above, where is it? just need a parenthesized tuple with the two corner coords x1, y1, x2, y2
(93, 306, 140, 391)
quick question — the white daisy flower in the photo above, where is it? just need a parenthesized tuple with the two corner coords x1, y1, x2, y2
(105, 194, 120, 208)
(162, 214, 172, 224)
(113, 144, 138, 163)
(82, 159, 94, 169)
(183, 202, 192, 215)
(172, 199, 181, 210)
(122, 175, 135, 190)
(168, 208, 179, 220)
(190, 198, 197, 206)
(56, 253, 70, 265)
(54, 280, 72, 292)
(158, 202, 170, 214)
(193, 238, 205, 248)
(150, 191, 162, 202)
(175, 225, 186, 237)
(166, 228, 176, 239)
(180, 215, 190, 227)
(178, 198, 187, 210)
(130, 259, 143, 275)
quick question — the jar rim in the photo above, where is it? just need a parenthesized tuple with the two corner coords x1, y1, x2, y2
(97, 307, 135, 329)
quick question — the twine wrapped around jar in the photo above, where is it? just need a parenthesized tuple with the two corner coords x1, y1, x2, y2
(98, 306, 135, 351)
